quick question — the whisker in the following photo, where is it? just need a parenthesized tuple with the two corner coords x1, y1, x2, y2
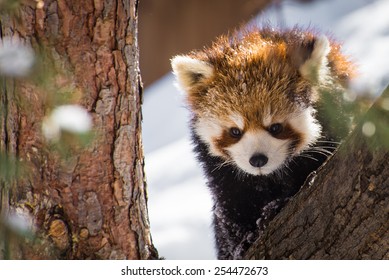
(315, 140, 341, 145)
(307, 148, 333, 154)
(313, 147, 335, 154)
(312, 145, 338, 150)
(309, 147, 336, 153)
(298, 154, 319, 161)
(304, 150, 332, 157)
(211, 159, 235, 173)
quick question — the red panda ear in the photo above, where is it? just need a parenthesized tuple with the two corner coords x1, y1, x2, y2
(171, 55, 214, 93)
(299, 35, 331, 83)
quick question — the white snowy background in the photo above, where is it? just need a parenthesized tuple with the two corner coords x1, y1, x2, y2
(142, 0, 389, 259)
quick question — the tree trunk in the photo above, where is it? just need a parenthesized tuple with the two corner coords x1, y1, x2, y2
(0, 0, 158, 259)
(245, 88, 389, 260)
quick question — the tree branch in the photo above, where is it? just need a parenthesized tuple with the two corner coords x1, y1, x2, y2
(245, 87, 389, 260)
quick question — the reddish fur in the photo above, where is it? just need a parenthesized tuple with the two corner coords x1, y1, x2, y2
(186, 27, 354, 114)
(328, 42, 356, 83)
(215, 130, 241, 157)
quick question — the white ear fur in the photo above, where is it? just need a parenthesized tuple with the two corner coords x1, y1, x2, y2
(171, 55, 214, 92)
(299, 35, 331, 82)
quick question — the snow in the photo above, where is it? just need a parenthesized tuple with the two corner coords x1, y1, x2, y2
(142, 76, 216, 259)
(143, 0, 389, 259)
(0, 36, 35, 77)
(42, 105, 92, 141)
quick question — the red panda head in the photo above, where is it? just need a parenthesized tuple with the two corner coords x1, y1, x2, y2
(172, 29, 350, 176)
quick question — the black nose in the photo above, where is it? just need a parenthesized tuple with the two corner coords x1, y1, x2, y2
(249, 153, 268, 168)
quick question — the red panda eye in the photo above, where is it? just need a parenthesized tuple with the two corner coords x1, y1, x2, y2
(229, 127, 242, 138)
(268, 123, 283, 135)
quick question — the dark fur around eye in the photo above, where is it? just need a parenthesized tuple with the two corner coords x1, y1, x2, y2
(229, 127, 243, 138)
(268, 123, 283, 136)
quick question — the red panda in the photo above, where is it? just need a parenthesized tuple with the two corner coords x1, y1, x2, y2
(171, 27, 354, 259)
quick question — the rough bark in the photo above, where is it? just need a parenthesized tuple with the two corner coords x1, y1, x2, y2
(0, 0, 158, 259)
(245, 88, 389, 260)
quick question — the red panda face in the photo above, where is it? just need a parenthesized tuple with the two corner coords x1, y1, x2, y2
(172, 30, 335, 176)
(193, 106, 321, 175)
